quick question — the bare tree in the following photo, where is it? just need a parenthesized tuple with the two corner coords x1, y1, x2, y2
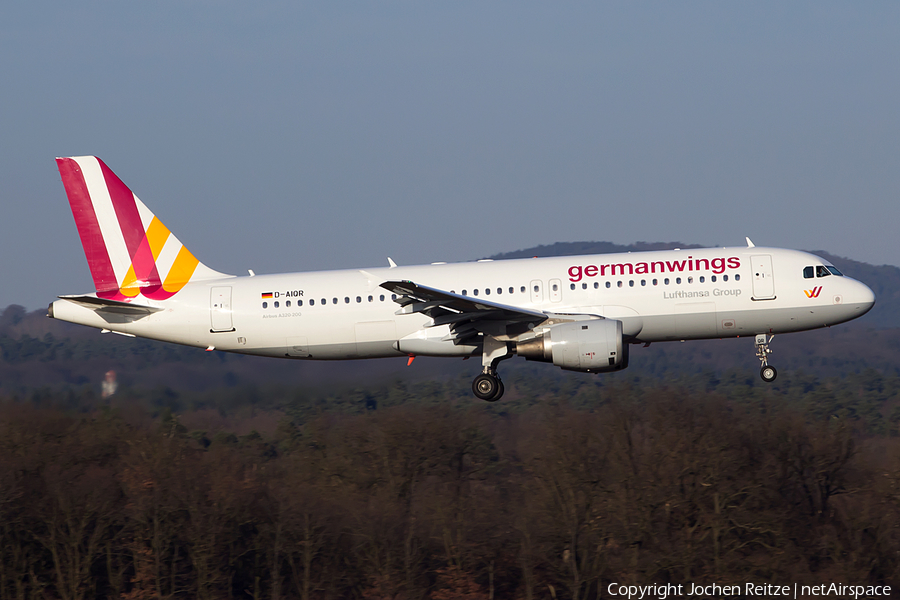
(523, 405, 612, 600)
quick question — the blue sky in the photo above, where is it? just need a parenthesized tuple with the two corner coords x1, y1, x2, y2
(2, 2, 898, 309)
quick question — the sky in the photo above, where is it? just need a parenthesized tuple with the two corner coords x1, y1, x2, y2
(1, 2, 898, 310)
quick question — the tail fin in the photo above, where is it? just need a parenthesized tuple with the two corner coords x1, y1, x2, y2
(56, 156, 230, 301)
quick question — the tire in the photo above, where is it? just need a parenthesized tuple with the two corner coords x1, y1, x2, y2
(493, 379, 505, 402)
(760, 365, 777, 382)
(473, 374, 502, 401)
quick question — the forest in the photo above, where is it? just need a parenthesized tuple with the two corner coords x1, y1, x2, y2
(1, 377, 900, 600)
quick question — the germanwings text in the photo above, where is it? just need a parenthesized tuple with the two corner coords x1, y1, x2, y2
(568, 256, 741, 282)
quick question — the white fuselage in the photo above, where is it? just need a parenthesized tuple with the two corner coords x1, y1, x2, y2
(51, 246, 875, 361)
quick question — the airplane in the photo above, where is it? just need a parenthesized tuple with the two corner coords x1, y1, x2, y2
(49, 156, 876, 401)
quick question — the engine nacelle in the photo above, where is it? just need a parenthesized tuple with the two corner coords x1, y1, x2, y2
(516, 319, 628, 373)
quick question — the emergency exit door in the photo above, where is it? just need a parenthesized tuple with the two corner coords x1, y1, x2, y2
(530, 280, 543, 304)
(549, 279, 562, 302)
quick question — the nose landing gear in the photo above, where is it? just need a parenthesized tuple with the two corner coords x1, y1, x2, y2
(756, 334, 777, 382)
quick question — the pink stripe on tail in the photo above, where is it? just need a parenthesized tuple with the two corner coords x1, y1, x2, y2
(56, 158, 119, 294)
(97, 159, 163, 294)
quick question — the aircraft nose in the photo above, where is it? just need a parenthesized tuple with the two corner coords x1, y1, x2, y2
(853, 280, 875, 316)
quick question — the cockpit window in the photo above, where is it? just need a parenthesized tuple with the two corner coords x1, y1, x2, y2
(803, 266, 814, 279)
(815, 265, 831, 278)
(826, 266, 843, 276)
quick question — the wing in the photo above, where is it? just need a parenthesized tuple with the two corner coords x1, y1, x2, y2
(381, 280, 548, 344)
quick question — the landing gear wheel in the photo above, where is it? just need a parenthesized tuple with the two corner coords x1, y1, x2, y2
(755, 334, 777, 383)
(473, 374, 503, 401)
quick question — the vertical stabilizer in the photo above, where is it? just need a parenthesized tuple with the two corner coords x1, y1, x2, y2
(56, 156, 231, 300)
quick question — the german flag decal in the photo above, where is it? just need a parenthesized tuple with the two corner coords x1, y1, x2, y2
(261, 292, 273, 299)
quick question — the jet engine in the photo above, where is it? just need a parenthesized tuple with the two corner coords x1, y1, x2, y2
(516, 319, 628, 373)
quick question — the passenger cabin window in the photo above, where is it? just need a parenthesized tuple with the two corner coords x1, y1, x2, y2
(803, 266, 814, 279)
(262, 302, 268, 308)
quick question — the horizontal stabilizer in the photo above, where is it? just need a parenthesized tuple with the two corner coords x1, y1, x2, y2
(57, 295, 163, 317)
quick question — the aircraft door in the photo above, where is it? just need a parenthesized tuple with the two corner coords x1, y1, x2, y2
(530, 280, 543, 304)
(210, 287, 235, 332)
(549, 278, 562, 303)
(750, 255, 776, 300)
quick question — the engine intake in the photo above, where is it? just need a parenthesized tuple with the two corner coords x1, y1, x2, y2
(516, 319, 627, 373)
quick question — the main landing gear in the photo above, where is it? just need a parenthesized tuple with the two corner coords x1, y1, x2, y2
(472, 336, 512, 401)
(473, 372, 504, 401)
(755, 333, 777, 382)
